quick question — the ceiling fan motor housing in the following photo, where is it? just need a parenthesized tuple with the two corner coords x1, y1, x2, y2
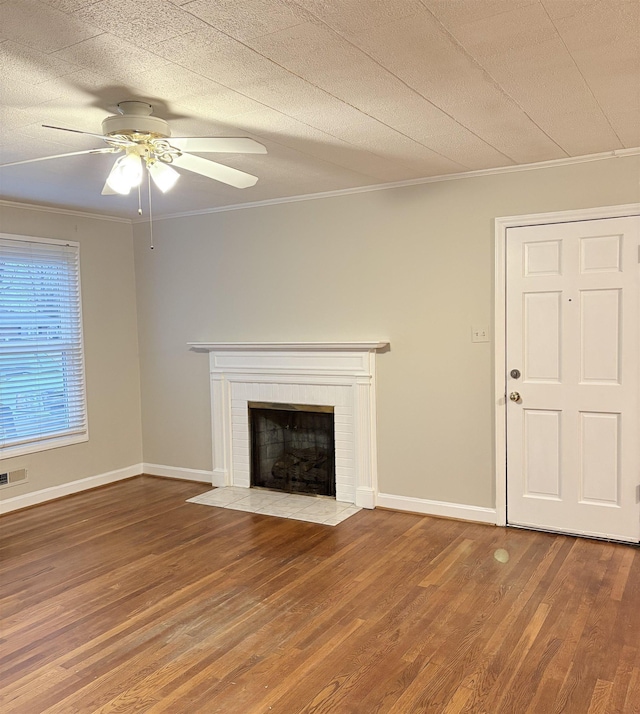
(102, 101, 171, 138)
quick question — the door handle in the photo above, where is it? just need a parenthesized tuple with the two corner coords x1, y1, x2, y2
(509, 392, 521, 403)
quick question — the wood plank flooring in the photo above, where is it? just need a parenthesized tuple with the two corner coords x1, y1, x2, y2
(1, 475, 639, 713)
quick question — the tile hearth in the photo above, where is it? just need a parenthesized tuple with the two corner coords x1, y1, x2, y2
(187, 487, 361, 526)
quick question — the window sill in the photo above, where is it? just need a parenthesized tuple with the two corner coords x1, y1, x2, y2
(0, 432, 88, 460)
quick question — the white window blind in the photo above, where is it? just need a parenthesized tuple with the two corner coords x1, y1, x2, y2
(0, 234, 88, 457)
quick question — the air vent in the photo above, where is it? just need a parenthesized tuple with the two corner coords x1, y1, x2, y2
(0, 469, 27, 488)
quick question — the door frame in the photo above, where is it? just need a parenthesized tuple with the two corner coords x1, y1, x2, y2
(494, 203, 640, 527)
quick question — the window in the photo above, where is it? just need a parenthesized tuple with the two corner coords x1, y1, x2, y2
(0, 234, 88, 457)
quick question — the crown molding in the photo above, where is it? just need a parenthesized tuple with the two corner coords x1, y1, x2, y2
(0, 199, 132, 224)
(4, 146, 639, 226)
(133, 146, 640, 223)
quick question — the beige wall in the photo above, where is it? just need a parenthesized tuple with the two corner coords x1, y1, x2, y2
(0, 203, 143, 498)
(4, 156, 636, 510)
(131, 155, 637, 508)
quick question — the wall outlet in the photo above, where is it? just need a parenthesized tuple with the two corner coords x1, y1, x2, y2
(472, 326, 489, 343)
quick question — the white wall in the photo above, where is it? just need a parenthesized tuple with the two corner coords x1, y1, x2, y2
(133, 155, 640, 512)
(0, 203, 143, 506)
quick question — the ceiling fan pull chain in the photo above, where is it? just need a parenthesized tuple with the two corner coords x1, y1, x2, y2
(137, 183, 142, 216)
(148, 171, 154, 250)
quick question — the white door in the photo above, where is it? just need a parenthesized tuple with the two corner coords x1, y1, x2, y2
(506, 216, 640, 542)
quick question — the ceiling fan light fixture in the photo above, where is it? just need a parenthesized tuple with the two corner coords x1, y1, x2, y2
(10, 101, 268, 203)
(106, 152, 143, 194)
(148, 160, 180, 193)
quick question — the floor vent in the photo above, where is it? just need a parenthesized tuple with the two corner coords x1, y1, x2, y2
(0, 469, 27, 488)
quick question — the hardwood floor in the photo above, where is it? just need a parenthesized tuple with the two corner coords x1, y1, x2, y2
(1, 476, 638, 713)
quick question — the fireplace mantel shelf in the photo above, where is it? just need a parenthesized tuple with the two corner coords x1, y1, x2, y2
(189, 341, 389, 352)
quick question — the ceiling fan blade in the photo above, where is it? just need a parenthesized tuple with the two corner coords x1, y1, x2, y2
(42, 125, 133, 146)
(0, 147, 119, 169)
(167, 137, 267, 154)
(171, 153, 259, 188)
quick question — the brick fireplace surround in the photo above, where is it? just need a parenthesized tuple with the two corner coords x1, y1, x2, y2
(188, 342, 389, 508)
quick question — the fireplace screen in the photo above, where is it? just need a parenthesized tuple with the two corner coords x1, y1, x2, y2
(249, 402, 335, 497)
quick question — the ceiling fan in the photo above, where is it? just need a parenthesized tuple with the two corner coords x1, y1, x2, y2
(1, 100, 267, 196)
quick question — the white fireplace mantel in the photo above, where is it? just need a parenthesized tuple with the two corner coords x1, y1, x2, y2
(189, 341, 389, 508)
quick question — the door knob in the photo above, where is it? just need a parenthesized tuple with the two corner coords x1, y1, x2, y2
(509, 392, 521, 402)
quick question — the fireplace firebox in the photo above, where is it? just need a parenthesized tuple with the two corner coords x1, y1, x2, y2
(249, 402, 335, 497)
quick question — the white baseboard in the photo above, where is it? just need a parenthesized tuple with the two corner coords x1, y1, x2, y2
(376, 492, 497, 525)
(143, 463, 217, 485)
(0, 463, 143, 515)
(0, 467, 497, 523)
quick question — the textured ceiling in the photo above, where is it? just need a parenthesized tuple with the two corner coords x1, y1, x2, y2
(0, 0, 638, 219)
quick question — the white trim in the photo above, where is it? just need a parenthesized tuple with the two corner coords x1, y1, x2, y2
(135, 147, 640, 222)
(0, 463, 142, 514)
(4, 148, 638, 224)
(377, 492, 497, 525)
(195, 343, 386, 508)
(495, 218, 508, 527)
(0, 233, 89, 459)
(0, 199, 131, 223)
(0, 432, 89, 460)
(494, 203, 640, 528)
(356, 487, 376, 510)
(190, 341, 389, 352)
(0, 232, 80, 248)
(143, 463, 217, 485)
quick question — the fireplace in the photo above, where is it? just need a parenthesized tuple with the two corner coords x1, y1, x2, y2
(249, 402, 335, 496)
(188, 342, 389, 508)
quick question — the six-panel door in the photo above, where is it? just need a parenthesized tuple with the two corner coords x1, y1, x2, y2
(506, 216, 640, 542)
